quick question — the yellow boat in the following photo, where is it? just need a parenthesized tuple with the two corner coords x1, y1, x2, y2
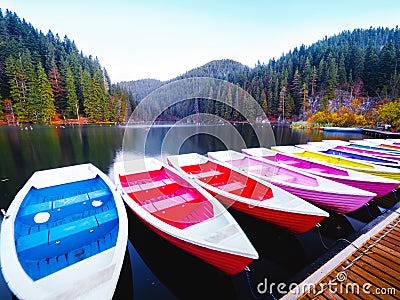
(272, 145, 400, 182)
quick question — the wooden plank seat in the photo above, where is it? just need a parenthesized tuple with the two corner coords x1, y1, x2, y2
(191, 170, 224, 179)
(272, 173, 297, 183)
(124, 178, 180, 201)
(282, 160, 302, 167)
(307, 167, 329, 173)
(16, 208, 118, 260)
(215, 181, 246, 193)
(19, 189, 111, 225)
(139, 191, 214, 228)
(21, 225, 119, 281)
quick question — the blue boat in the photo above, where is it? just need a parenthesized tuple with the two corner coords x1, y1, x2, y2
(321, 127, 363, 133)
(0, 163, 128, 300)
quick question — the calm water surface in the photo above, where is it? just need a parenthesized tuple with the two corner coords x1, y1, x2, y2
(0, 124, 395, 299)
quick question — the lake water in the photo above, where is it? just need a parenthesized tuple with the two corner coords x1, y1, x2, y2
(0, 124, 396, 299)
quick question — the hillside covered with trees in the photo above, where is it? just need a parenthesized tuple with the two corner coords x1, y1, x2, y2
(123, 27, 400, 128)
(1, 8, 399, 128)
(0, 9, 130, 125)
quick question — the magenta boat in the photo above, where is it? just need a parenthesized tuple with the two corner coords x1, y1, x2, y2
(242, 147, 400, 199)
(208, 150, 376, 214)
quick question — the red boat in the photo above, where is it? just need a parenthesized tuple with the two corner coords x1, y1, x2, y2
(113, 158, 258, 275)
(167, 153, 329, 234)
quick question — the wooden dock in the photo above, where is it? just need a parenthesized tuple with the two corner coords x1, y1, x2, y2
(282, 207, 400, 299)
(362, 129, 400, 139)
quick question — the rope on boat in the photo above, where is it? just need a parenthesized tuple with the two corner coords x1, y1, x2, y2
(393, 189, 398, 202)
(244, 266, 277, 300)
(364, 203, 375, 219)
(316, 224, 330, 250)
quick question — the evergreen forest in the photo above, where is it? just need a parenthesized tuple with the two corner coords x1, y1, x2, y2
(1, 8, 400, 128)
(0, 9, 130, 125)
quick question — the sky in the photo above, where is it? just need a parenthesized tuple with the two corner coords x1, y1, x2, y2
(1, 0, 400, 83)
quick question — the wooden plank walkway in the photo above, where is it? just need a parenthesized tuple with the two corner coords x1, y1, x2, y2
(282, 208, 400, 299)
(362, 129, 400, 139)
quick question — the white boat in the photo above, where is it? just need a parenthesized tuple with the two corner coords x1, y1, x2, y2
(167, 153, 329, 235)
(207, 150, 375, 214)
(0, 163, 128, 300)
(321, 127, 363, 133)
(272, 145, 400, 182)
(243, 147, 399, 198)
(297, 143, 400, 169)
(113, 158, 258, 275)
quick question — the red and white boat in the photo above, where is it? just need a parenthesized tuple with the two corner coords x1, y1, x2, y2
(113, 158, 258, 275)
(208, 150, 376, 214)
(167, 153, 329, 235)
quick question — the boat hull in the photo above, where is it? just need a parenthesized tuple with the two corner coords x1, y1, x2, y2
(322, 127, 362, 133)
(330, 177, 398, 198)
(114, 159, 258, 275)
(132, 211, 254, 275)
(267, 183, 373, 214)
(207, 191, 325, 234)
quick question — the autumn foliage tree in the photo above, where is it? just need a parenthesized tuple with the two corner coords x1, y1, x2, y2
(375, 101, 400, 127)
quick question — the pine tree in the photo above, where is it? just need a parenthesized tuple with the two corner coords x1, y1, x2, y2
(65, 67, 78, 118)
(279, 86, 287, 121)
(48, 65, 65, 114)
(93, 70, 109, 121)
(82, 69, 96, 122)
(36, 62, 55, 123)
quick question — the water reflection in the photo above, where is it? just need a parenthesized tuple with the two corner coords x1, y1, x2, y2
(0, 124, 397, 300)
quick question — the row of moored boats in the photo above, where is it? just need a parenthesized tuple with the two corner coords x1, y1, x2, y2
(2, 138, 400, 299)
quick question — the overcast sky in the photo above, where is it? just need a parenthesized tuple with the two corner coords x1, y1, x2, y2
(1, 0, 400, 83)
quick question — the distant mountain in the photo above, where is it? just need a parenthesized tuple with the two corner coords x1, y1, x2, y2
(118, 78, 163, 103)
(118, 59, 247, 103)
(173, 59, 249, 82)
(122, 27, 400, 122)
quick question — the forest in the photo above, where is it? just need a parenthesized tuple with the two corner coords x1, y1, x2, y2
(0, 9, 132, 125)
(1, 8, 400, 128)
(122, 27, 400, 128)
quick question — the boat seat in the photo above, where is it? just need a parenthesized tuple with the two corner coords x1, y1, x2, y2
(19, 202, 54, 224)
(53, 193, 90, 211)
(16, 229, 50, 259)
(308, 167, 328, 173)
(175, 201, 214, 229)
(157, 198, 213, 229)
(272, 174, 296, 182)
(217, 182, 246, 193)
(20, 188, 112, 225)
(127, 178, 180, 201)
(150, 192, 205, 222)
(192, 170, 224, 179)
(87, 189, 112, 202)
(283, 161, 302, 167)
(17, 208, 118, 260)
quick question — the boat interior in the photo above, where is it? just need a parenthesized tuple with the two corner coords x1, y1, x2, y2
(119, 167, 214, 229)
(14, 175, 119, 281)
(262, 153, 350, 176)
(226, 156, 319, 187)
(180, 160, 274, 201)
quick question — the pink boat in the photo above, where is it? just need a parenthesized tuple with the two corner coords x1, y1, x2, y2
(208, 150, 376, 214)
(242, 147, 400, 199)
